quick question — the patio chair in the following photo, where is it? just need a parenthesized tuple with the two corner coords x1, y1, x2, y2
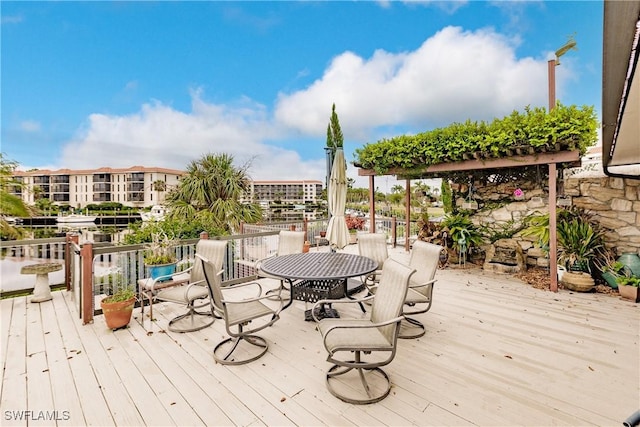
(255, 230, 305, 295)
(313, 258, 414, 404)
(142, 239, 226, 332)
(399, 240, 442, 339)
(357, 232, 389, 287)
(199, 252, 285, 365)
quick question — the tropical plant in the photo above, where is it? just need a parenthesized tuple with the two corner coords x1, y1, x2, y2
(143, 232, 178, 266)
(152, 179, 167, 202)
(616, 276, 640, 287)
(440, 213, 484, 254)
(0, 153, 33, 240)
(165, 153, 262, 233)
(102, 286, 136, 303)
(556, 218, 607, 273)
(521, 213, 551, 250)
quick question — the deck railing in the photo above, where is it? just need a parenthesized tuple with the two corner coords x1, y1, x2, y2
(1, 215, 417, 324)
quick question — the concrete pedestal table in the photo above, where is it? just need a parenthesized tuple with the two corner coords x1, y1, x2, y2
(20, 262, 63, 303)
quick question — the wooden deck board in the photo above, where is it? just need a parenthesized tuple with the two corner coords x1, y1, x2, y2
(1, 249, 639, 426)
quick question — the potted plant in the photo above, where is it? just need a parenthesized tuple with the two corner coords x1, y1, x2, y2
(144, 232, 179, 281)
(617, 276, 640, 302)
(101, 286, 136, 330)
(345, 215, 365, 244)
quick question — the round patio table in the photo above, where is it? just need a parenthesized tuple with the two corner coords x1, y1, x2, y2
(260, 252, 377, 320)
(20, 262, 62, 303)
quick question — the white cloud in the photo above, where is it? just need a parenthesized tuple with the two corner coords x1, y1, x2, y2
(59, 25, 567, 192)
(60, 93, 326, 182)
(275, 25, 558, 140)
(20, 120, 41, 132)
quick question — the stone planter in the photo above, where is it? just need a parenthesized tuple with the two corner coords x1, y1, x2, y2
(561, 271, 595, 292)
(618, 284, 640, 302)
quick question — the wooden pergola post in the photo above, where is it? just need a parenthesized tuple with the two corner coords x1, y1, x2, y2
(369, 175, 375, 233)
(405, 179, 411, 251)
(549, 163, 558, 292)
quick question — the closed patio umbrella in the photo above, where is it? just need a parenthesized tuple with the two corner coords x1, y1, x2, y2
(326, 148, 349, 250)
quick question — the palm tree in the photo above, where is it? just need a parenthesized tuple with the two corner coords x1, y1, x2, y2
(1, 153, 32, 239)
(151, 180, 166, 203)
(165, 153, 262, 233)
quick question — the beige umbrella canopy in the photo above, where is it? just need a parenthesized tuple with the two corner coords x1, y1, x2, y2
(325, 148, 349, 250)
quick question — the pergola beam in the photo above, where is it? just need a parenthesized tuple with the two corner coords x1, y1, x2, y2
(358, 150, 581, 177)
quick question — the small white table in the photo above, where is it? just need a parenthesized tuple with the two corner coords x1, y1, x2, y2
(20, 262, 63, 303)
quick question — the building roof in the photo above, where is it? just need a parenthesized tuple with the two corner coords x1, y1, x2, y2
(13, 166, 185, 176)
(602, 1, 640, 178)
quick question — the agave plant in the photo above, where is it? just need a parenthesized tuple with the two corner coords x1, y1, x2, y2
(556, 218, 607, 273)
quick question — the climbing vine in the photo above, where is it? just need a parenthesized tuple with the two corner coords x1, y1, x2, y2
(354, 103, 598, 175)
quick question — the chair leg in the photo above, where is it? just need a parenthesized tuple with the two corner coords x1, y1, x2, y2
(398, 316, 426, 339)
(325, 351, 392, 404)
(213, 331, 269, 365)
(167, 308, 214, 333)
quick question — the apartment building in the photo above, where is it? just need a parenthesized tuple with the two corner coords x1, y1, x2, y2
(11, 166, 183, 209)
(245, 180, 323, 204)
(11, 167, 324, 208)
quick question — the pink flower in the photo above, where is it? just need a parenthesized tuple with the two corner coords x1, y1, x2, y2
(513, 188, 524, 198)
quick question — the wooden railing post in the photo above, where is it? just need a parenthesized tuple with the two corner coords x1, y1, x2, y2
(65, 233, 79, 291)
(391, 217, 397, 248)
(80, 242, 94, 324)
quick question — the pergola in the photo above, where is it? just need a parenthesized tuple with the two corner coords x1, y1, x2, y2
(358, 150, 581, 292)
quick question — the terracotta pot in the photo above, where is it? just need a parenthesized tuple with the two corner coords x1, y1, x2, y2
(618, 284, 640, 302)
(101, 297, 135, 330)
(303, 241, 310, 253)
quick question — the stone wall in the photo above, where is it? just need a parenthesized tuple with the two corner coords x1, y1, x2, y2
(462, 170, 640, 269)
(564, 171, 640, 255)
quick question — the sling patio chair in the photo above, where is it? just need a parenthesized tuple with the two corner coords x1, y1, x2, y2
(140, 239, 226, 332)
(312, 258, 415, 404)
(199, 251, 285, 365)
(255, 230, 305, 296)
(399, 240, 442, 339)
(357, 232, 389, 288)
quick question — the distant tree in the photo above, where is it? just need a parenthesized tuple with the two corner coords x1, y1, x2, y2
(165, 153, 262, 233)
(0, 153, 32, 239)
(326, 103, 344, 152)
(441, 180, 453, 214)
(152, 179, 166, 203)
(391, 185, 404, 194)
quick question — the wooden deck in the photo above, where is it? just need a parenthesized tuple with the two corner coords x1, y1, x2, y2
(1, 246, 639, 426)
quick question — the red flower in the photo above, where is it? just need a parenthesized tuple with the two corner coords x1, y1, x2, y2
(345, 215, 365, 231)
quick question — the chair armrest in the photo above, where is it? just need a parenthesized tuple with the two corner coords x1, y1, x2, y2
(409, 278, 436, 289)
(221, 280, 264, 299)
(145, 273, 175, 291)
(254, 254, 277, 276)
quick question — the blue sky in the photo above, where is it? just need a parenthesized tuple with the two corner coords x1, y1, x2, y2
(1, 1, 603, 189)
